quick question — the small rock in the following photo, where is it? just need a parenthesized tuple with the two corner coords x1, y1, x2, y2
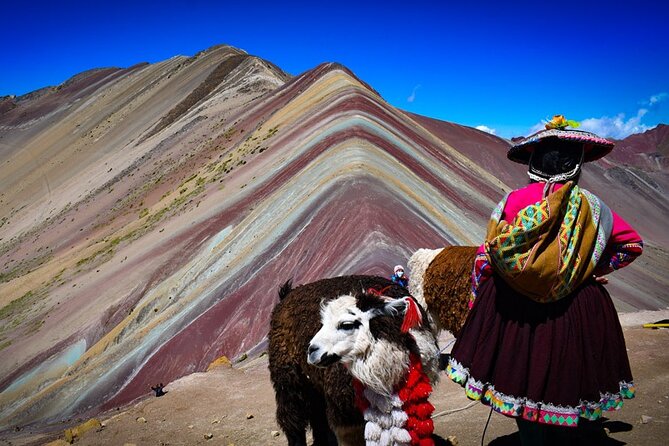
(204, 432, 214, 439)
(604, 427, 611, 435)
(123, 443, 137, 446)
(136, 417, 147, 423)
(211, 419, 220, 424)
(207, 356, 232, 371)
(245, 413, 254, 420)
(641, 415, 653, 424)
(188, 425, 194, 429)
(271, 430, 280, 437)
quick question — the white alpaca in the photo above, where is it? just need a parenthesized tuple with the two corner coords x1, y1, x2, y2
(407, 248, 443, 309)
(308, 293, 439, 446)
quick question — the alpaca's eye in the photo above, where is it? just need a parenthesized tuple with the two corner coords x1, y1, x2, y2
(338, 320, 361, 331)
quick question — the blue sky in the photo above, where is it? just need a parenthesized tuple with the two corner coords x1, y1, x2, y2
(2, 0, 667, 139)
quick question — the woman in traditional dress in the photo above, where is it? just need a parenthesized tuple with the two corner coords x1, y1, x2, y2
(446, 116, 643, 444)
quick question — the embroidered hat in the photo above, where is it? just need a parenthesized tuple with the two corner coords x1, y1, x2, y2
(508, 116, 614, 164)
(394, 265, 404, 273)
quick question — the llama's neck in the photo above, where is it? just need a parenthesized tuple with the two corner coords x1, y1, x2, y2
(353, 354, 435, 446)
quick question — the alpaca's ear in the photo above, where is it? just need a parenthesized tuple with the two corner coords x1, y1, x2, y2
(374, 297, 408, 318)
(374, 297, 423, 332)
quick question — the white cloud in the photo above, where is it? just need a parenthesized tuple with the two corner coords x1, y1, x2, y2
(648, 92, 668, 105)
(526, 115, 650, 139)
(475, 125, 497, 135)
(579, 109, 651, 139)
(407, 84, 421, 103)
(524, 93, 667, 139)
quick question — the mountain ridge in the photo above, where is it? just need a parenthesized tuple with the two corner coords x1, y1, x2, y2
(0, 44, 667, 432)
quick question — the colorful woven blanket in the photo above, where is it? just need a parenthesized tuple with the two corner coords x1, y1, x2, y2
(485, 182, 613, 303)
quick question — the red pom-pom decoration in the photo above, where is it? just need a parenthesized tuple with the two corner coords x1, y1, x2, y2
(415, 402, 435, 419)
(418, 437, 435, 446)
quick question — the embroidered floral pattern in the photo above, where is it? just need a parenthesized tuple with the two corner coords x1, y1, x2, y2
(447, 358, 635, 427)
(610, 242, 644, 271)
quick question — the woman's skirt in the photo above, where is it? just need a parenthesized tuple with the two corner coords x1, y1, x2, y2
(446, 275, 635, 427)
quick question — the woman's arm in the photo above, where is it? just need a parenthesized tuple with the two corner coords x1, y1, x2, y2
(470, 244, 493, 308)
(593, 211, 643, 276)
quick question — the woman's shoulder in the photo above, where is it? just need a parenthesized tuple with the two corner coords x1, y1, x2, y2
(505, 183, 545, 208)
(509, 182, 544, 197)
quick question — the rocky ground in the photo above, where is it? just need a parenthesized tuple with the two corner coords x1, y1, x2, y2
(3, 313, 668, 446)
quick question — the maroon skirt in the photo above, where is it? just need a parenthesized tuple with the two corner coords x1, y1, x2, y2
(446, 275, 635, 427)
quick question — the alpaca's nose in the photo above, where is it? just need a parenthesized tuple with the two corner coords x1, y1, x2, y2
(307, 344, 321, 365)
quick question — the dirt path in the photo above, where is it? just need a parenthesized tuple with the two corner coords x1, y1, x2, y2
(4, 324, 668, 446)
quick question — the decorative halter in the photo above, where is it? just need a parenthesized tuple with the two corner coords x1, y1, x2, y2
(355, 288, 434, 445)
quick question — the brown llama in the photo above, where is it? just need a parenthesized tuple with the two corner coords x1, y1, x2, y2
(408, 246, 478, 335)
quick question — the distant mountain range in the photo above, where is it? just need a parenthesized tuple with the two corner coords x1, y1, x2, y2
(1, 44, 667, 431)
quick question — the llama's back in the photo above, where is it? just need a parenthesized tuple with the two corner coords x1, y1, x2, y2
(410, 246, 477, 335)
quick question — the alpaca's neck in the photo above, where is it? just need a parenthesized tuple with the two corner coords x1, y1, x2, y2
(349, 338, 409, 396)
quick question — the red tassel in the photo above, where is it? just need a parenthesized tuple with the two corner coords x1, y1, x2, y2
(401, 297, 422, 333)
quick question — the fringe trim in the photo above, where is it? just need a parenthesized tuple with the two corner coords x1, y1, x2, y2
(446, 358, 635, 427)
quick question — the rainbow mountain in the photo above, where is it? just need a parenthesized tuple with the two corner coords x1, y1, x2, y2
(1, 44, 667, 431)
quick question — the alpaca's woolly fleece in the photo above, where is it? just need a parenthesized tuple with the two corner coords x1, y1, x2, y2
(407, 248, 442, 309)
(350, 340, 411, 397)
(354, 354, 435, 446)
(411, 246, 477, 335)
(409, 327, 440, 386)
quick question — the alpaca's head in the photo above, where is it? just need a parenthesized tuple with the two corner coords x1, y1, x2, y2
(307, 292, 422, 368)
